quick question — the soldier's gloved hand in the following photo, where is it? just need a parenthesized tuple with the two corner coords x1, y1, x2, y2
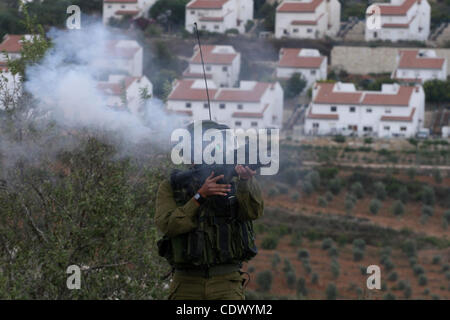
(198, 172, 231, 197)
(235, 165, 256, 180)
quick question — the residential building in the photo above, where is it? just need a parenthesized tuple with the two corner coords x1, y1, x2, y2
(275, 0, 341, 39)
(103, 0, 156, 25)
(365, 0, 430, 42)
(167, 79, 284, 129)
(96, 74, 153, 115)
(391, 49, 447, 83)
(304, 81, 425, 137)
(0, 34, 37, 62)
(276, 48, 327, 88)
(95, 39, 143, 77)
(185, 0, 254, 34)
(183, 45, 241, 87)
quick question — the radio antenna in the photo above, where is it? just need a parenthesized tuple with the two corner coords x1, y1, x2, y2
(194, 22, 212, 121)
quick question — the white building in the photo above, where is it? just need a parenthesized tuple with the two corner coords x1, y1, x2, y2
(185, 0, 254, 34)
(304, 81, 425, 138)
(365, 0, 430, 42)
(392, 49, 447, 83)
(167, 79, 284, 129)
(96, 74, 153, 115)
(276, 48, 327, 88)
(95, 39, 143, 77)
(0, 34, 37, 62)
(275, 0, 341, 39)
(103, 0, 156, 25)
(183, 45, 241, 87)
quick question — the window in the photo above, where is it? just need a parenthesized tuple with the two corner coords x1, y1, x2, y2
(214, 25, 219, 30)
(293, 28, 298, 33)
(235, 121, 242, 127)
(313, 123, 319, 128)
(220, 104, 226, 109)
(373, 32, 377, 38)
(418, 27, 423, 32)
(400, 127, 407, 132)
(237, 104, 243, 110)
(363, 126, 373, 132)
(121, 5, 125, 8)
(349, 107, 356, 113)
(385, 108, 391, 114)
(108, 5, 112, 8)
(206, 66, 211, 71)
(283, 29, 288, 35)
(186, 103, 191, 108)
(201, 25, 206, 30)
(307, 28, 313, 33)
(222, 66, 228, 72)
(310, 70, 316, 75)
(204, 103, 209, 109)
(366, 108, 372, 113)
(251, 122, 258, 127)
(191, 10, 195, 14)
(384, 126, 390, 131)
(330, 106, 337, 112)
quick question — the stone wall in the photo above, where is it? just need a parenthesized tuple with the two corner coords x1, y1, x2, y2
(331, 46, 450, 76)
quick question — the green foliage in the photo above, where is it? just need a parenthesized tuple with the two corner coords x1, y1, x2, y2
(325, 191, 333, 202)
(302, 180, 313, 195)
(150, 0, 190, 29)
(353, 248, 364, 262)
(369, 198, 381, 215)
(284, 73, 307, 99)
(328, 177, 342, 195)
(311, 273, 319, 285)
(318, 196, 328, 208)
(431, 255, 441, 265)
(330, 259, 340, 279)
(261, 234, 279, 250)
(283, 258, 293, 274)
(421, 205, 434, 217)
(418, 275, 427, 286)
(387, 272, 398, 282)
(333, 135, 346, 143)
(350, 182, 364, 199)
(383, 292, 396, 300)
(290, 231, 302, 247)
(423, 79, 450, 104)
(321, 238, 334, 250)
(413, 265, 425, 276)
(256, 270, 273, 292)
(402, 239, 417, 258)
(297, 249, 310, 260)
(326, 283, 337, 300)
(296, 277, 308, 297)
(271, 253, 281, 268)
(286, 271, 296, 289)
(374, 182, 386, 201)
(421, 186, 435, 206)
(392, 200, 405, 216)
(256, 2, 277, 31)
(432, 169, 442, 184)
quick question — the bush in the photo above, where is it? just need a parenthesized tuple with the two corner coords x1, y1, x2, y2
(328, 245, 339, 258)
(271, 253, 281, 268)
(291, 192, 300, 201)
(284, 73, 307, 98)
(331, 259, 340, 279)
(318, 196, 328, 207)
(353, 248, 364, 261)
(413, 265, 425, 276)
(311, 273, 319, 285)
(333, 135, 346, 143)
(432, 169, 442, 184)
(286, 271, 296, 289)
(283, 258, 293, 273)
(392, 200, 405, 216)
(351, 182, 364, 199)
(307, 170, 321, 189)
(387, 272, 398, 282)
(421, 186, 435, 206)
(404, 286, 412, 299)
(384, 258, 395, 272)
(397, 280, 408, 290)
(322, 238, 334, 250)
(402, 239, 417, 258)
(325, 191, 333, 202)
(256, 270, 273, 292)
(374, 182, 387, 200)
(302, 180, 313, 195)
(432, 255, 441, 265)
(353, 239, 366, 251)
(329, 177, 342, 195)
(297, 277, 308, 297)
(261, 234, 279, 250)
(443, 210, 450, 224)
(268, 187, 278, 197)
(398, 186, 409, 204)
(407, 167, 416, 180)
(297, 249, 310, 260)
(442, 264, 450, 272)
(290, 231, 302, 247)
(421, 205, 434, 217)
(369, 199, 381, 215)
(383, 292, 396, 300)
(418, 275, 427, 286)
(326, 283, 338, 300)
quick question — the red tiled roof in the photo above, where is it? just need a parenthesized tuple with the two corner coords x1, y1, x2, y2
(168, 79, 218, 101)
(277, 0, 324, 13)
(278, 48, 325, 68)
(105, 0, 137, 3)
(215, 83, 271, 102)
(362, 86, 414, 106)
(0, 34, 25, 53)
(232, 104, 270, 118)
(115, 10, 140, 15)
(291, 13, 325, 25)
(306, 108, 339, 120)
(397, 50, 445, 70)
(377, 0, 418, 16)
(187, 0, 228, 9)
(381, 107, 416, 122)
(190, 45, 237, 65)
(97, 77, 140, 96)
(313, 83, 362, 105)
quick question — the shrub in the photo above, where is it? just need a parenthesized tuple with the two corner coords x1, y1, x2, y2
(407, 167, 416, 180)
(392, 200, 405, 216)
(431, 294, 440, 300)
(328, 245, 339, 258)
(291, 192, 300, 201)
(445, 271, 450, 280)
(271, 253, 281, 268)
(353, 239, 366, 251)
(256, 270, 273, 292)
(311, 273, 319, 285)
(322, 238, 334, 250)
(384, 258, 395, 272)
(432, 169, 442, 184)
(374, 182, 386, 200)
(369, 199, 381, 215)
(290, 231, 302, 246)
(325, 191, 333, 202)
(404, 286, 412, 299)
(353, 248, 364, 261)
(345, 198, 355, 214)
(413, 265, 425, 276)
(318, 196, 328, 207)
(307, 170, 321, 189)
(398, 186, 409, 204)
(418, 275, 427, 286)
(261, 234, 279, 250)
(329, 177, 342, 195)
(286, 271, 296, 289)
(443, 210, 450, 224)
(297, 277, 308, 297)
(268, 187, 278, 197)
(432, 255, 441, 265)
(302, 180, 313, 195)
(283, 258, 293, 274)
(421, 186, 435, 206)
(421, 205, 434, 217)
(351, 182, 364, 199)
(326, 283, 338, 300)
(387, 272, 398, 282)
(331, 259, 340, 279)
(397, 280, 408, 290)
(297, 249, 310, 260)
(402, 239, 417, 258)
(383, 292, 396, 300)
(409, 257, 417, 267)
(442, 264, 450, 272)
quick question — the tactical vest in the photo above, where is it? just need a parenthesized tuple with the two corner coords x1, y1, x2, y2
(157, 173, 258, 269)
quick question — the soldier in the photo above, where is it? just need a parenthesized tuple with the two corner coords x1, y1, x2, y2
(155, 121, 264, 300)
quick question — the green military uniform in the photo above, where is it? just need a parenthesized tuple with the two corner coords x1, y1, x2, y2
(155, 176, 264, 300)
